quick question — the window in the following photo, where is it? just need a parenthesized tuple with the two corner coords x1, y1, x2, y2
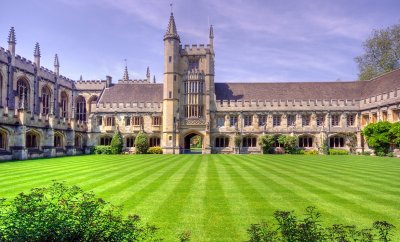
(362, 115, 369, 125)
(60, 92, 68, 118)
(302, 115, 310, 126)
(169, 91, 172, 99)
(124, 117, 130, 126)
(174, 75, 177, 81)
(26, 131, 39, 149)
(244, 115, 252, 126)
(188, 59, 199, 70)
(41, 86, 51, 115)
(331, 115, 340, 126)
(152, 116, 162, 126)
(273, 115, 281, 127)
(330, 136, 345, 148)
(17, 79, 29, 109)
(347, 114, 355, 126)
(54, 134, 63, 148)
(169, 56, 172, 63)
(76, 96, 86, 122)
(100, 136, 112, 146)
(217, 117, 225, 127)
(258, 115, 267, 126)
(242, 137, 257, 147)
(371, 113, 377, 123)
(230, 116, 238, 127)
(287, 115, 295, 127)
(97, 116, 103, 126)
(75, 135, 82, 149)
(316, 115, 325, 126)
(149, 137, 160, 147)
(132, 116, 143, 126)
(215, 137, 229, 147)
(126, 137, 135, 147)
(299, 136, 313, 148)
(105, 116, 115, 126)
(382, 111, 388, 121)
(0, 130, 7, 150)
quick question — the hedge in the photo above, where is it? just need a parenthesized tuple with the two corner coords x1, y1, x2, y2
(328, 149, 349, 155)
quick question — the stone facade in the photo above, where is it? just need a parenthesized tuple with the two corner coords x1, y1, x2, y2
(1, 14, 400, 160)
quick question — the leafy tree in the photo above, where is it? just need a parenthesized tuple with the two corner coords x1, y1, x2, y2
(389, 121, 400, 147)
(277, 135, 298, 154)
(110, 130, 123, 154)
(0, 181, 160, 242)
(362, 121, 393, 154)
(135, 131, 149, 154)
(355, 24, 400, 80)
(259, 135, 275, 154)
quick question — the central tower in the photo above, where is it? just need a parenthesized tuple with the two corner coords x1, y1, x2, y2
(162, 12, 181, 154)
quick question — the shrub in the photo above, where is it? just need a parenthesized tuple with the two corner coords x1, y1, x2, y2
(147, 146, 163, 154)
(362, 122, 392, 155)
(234, 135, 242, 147)
(274, 147, 285, 154)
(135, 131, 149, 154)
(361, 151, 372, 156)
(376, 151, 386, 157)
(93, 145, 112, 154)
(0, 181, 160, 241)
(259, 135, 275, 154)
(110, 131, 123, 154)
(247, 207, 395, 242)
(329, 149, 349, 155)
(304, 149, 319, 155)
(387, 152, 394, 157)
(277, 135, 298, 154)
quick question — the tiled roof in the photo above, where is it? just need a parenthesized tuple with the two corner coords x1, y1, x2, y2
(99, 83, 163, 103)
(360, 69, 400, 98)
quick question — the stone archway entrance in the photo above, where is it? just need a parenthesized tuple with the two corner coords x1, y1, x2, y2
(183, 133, 203, 154)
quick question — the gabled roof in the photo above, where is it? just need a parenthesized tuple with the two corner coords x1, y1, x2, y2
(99, 83, 163, 103)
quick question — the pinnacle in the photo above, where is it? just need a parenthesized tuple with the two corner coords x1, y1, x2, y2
(54, 54, 60, 67)
(8, 27, 16, 44)
(123, 65, 129, 81)
(164, 12, 180, 41)
(146, 66, 150, 78)
(34, 42, 41, 57)
(209, 25, 214, 39)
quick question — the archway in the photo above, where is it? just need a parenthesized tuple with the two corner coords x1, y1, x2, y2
(183, 132, 203, 154)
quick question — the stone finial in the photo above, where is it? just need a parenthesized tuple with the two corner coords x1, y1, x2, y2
(54, 54, 60, 75)
(123, 64, 129, 81)
(164, 12, 180, 41)
(209, 24, 214, 39)
(146, 66, 150, 82)
(8, 27, 16, 44)
(153, 75, 156, 84)
(80, 75, 83, 81)
(34, 42, 41, 57)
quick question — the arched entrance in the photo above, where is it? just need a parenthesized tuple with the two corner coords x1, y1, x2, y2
(183, 132, 203, 154)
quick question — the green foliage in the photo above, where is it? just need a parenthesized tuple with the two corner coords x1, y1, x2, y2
(355, 23, 400, 80)
(387, 152, 394, 157)
(0, 181, 160, 242)
(247, 207, 395, 242)
(259, 135, 275, 154)
(147, 146, 163, 154)
(178, 230, 191, 242)
(304, 149, 319, 155)
(93, 145, 112, 154)
(388, 122, 400, 147)
(320, 136, 329, 155)
(135, 131, 149, 154)
(110, 131, 123, 154)
(277, 135, 298, 154)
(361, 151, 372, 156)
(329, 149, 349, 155)
(362, 121, 393, 154)
(191, 136, 202, 149)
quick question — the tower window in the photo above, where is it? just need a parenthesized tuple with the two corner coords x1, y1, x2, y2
(169, 91, 172, 99)
(169, 56, 172, 63)
(174, 75, 176, 81)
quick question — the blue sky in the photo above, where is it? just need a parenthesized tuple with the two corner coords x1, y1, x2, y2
(1, 0, 399, 83)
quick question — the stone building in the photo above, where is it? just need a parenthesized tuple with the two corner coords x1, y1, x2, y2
(1, 13, 400, 160)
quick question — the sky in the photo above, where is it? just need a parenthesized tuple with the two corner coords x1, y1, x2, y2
(0, 0, 399, 83)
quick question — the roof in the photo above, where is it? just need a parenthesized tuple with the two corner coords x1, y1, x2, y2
(99, 83, 163, 103)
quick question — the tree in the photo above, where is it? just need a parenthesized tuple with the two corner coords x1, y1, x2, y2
(362, 121, 392, 154)
(355, 24, 400, 80)
(277, 135, 298, 154)
(110, 130, 123, 154)
(0, 181, 160, 241)
(259, 135, 275, 154)
(135, 131, 149, 154)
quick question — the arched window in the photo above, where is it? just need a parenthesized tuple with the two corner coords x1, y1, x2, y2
(88, 95, 98, 113)
(299, 136, 313, 148)
(60, 91, 68, 118)
(330, 136, 345, 148)
(26, 131, 39, 149)
(242, 136, 257, 147)
(215, 137, 229, 147)
(54, 133, 63, 148)
(126, 136, 135, 147)
(17, 79, 29, 109)
(76, 96, 86, 122)
(75, 134, 82, 149)
(41, 86, 51, 115)
(0, 129, 7, 150)
(100, 136, 112, 146)
(149, 137, 160, 147)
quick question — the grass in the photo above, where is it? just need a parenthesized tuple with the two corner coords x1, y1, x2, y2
(1, 154, 399, 241)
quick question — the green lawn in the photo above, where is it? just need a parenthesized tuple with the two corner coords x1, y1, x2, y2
(1, 155, 399, 241)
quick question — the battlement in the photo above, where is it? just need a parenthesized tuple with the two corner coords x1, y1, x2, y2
(360, 88, 400, 109)
(183, 69, 205, 81)
(92, 101, 163, 113)
(180, 43, 211, 55)
(216, 98, 360, 112)
(117, 79, 151, 84)
(0, 47, 9, 63)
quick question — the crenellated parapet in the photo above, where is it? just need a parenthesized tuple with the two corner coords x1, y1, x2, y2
(180, 44, 211, 56)
(0, 47, 8, 63)
(117, 79, 151, 84)
(92, 101, 163, 113)
(216, 99, 359, 112)
(74, 80, 108, 91)
(359, 88, 400, 110)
